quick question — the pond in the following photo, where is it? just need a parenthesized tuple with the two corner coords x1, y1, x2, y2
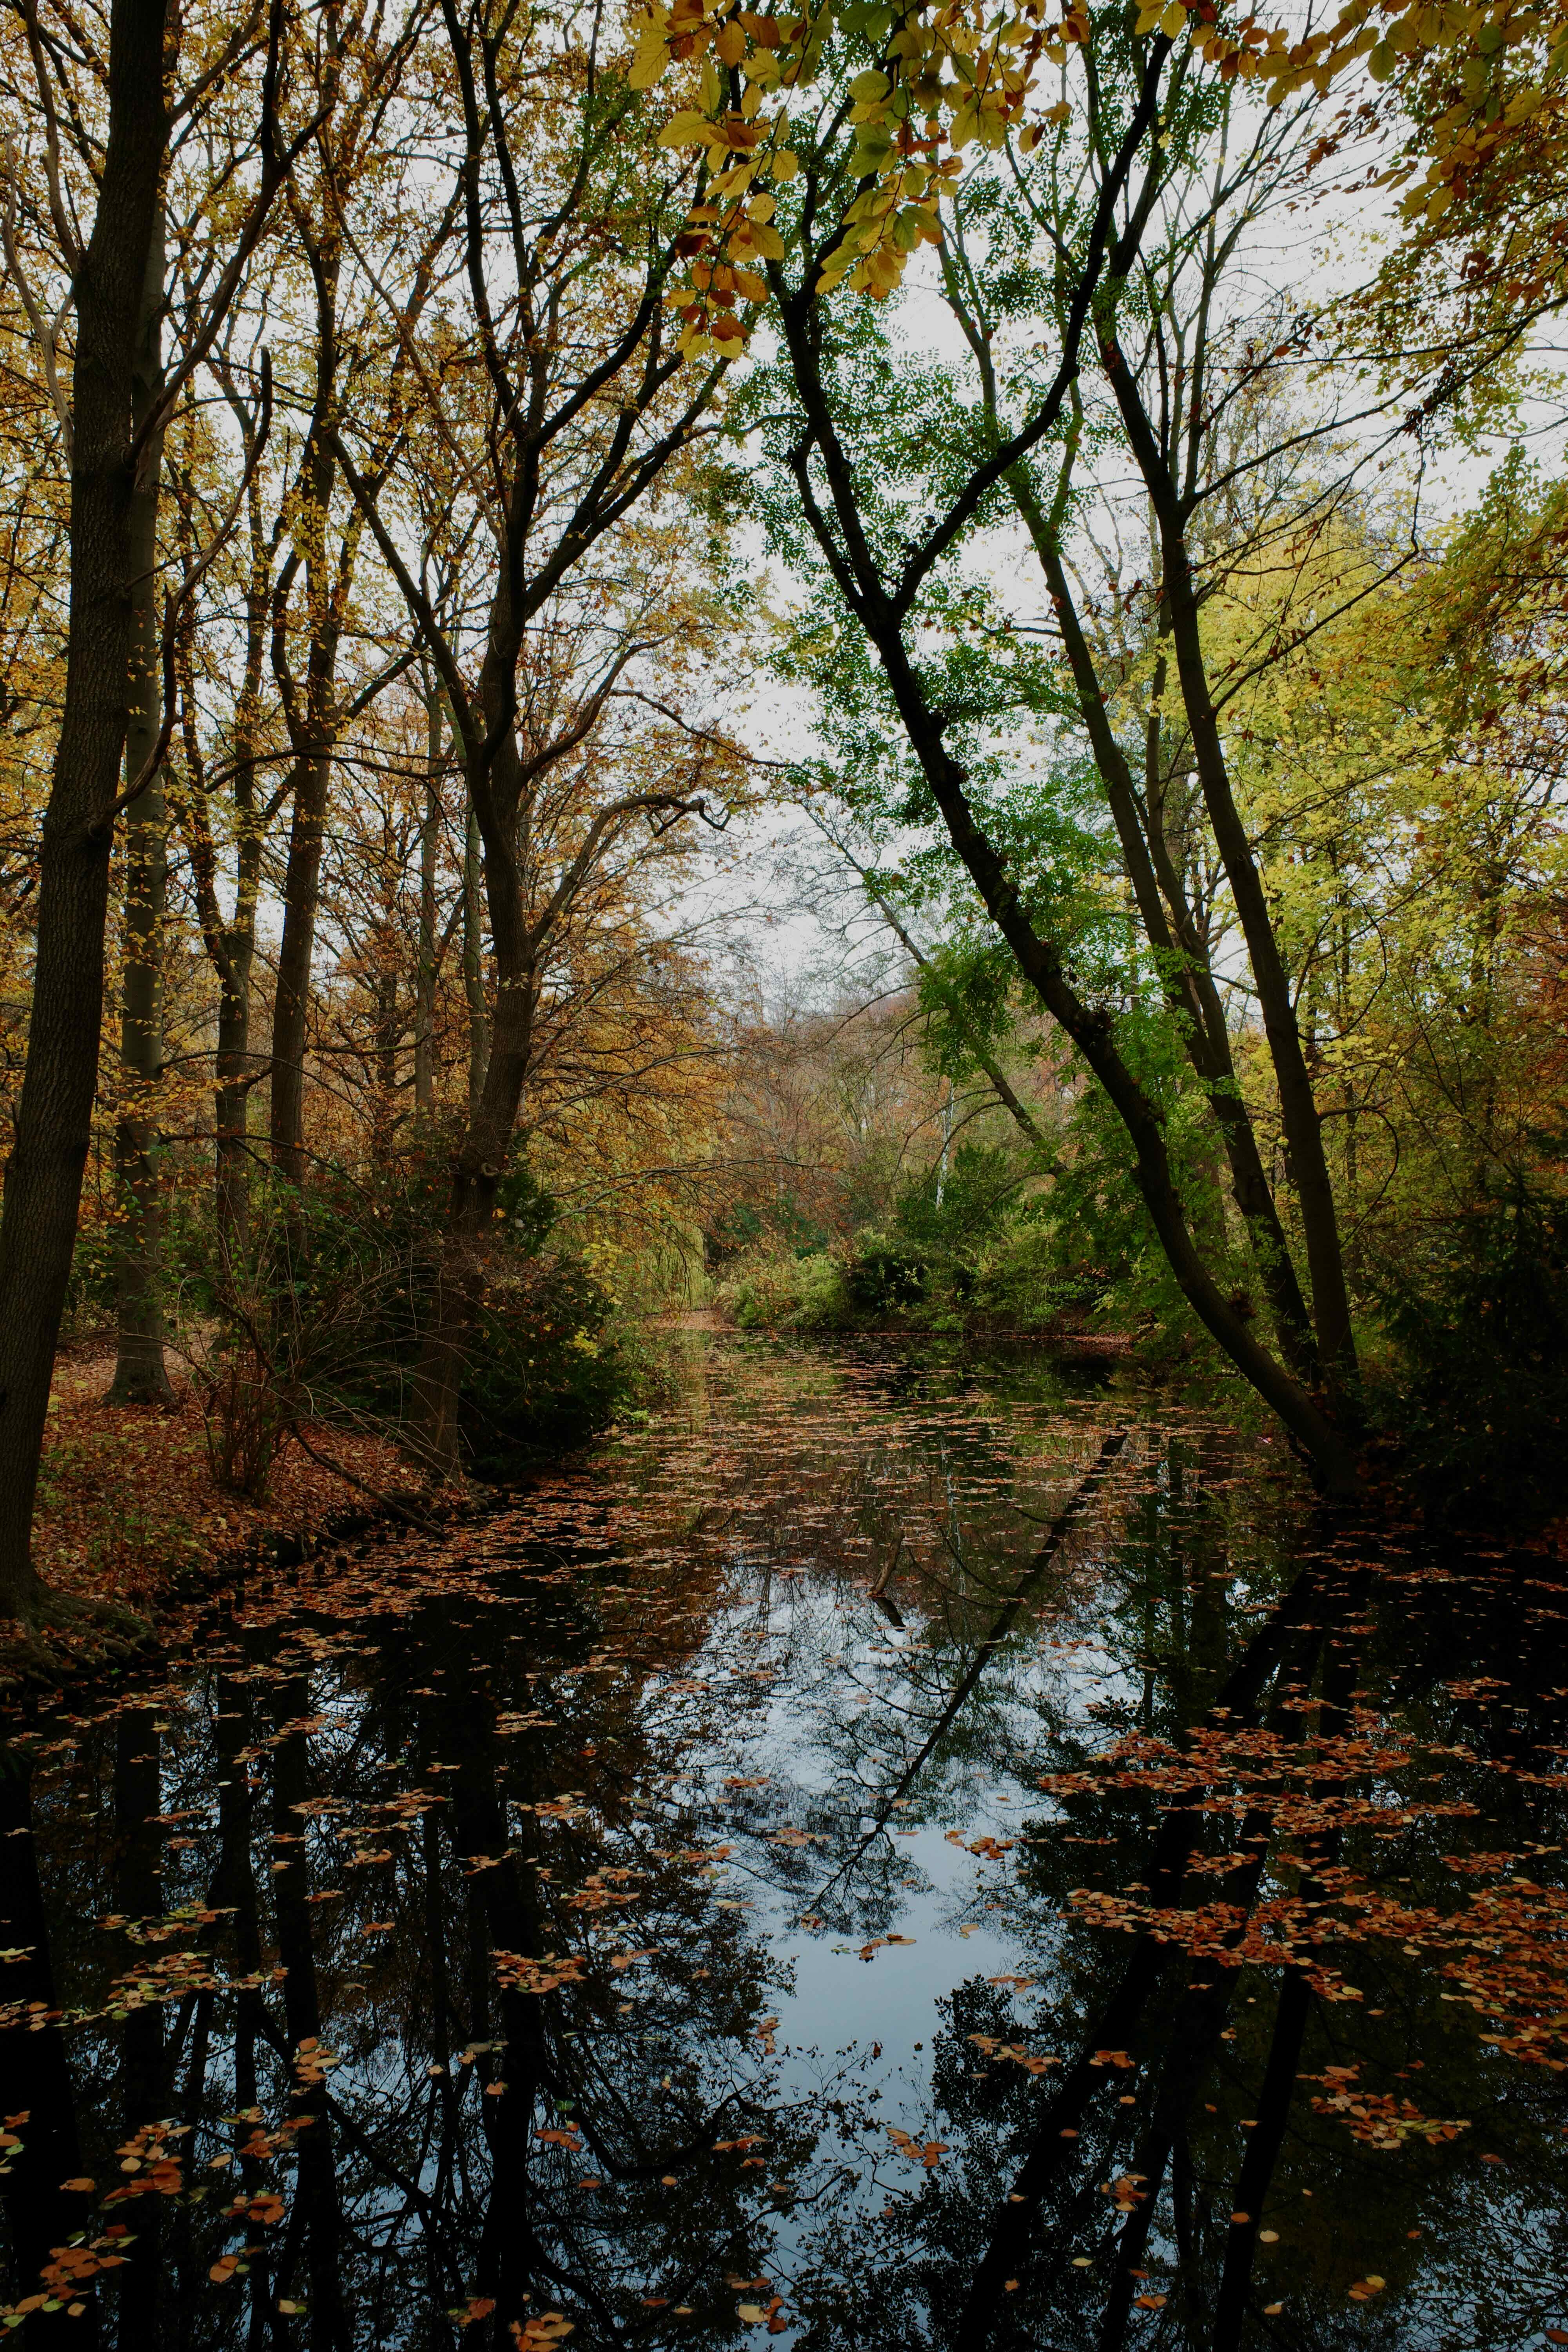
(2, 1334, 1565, 2350)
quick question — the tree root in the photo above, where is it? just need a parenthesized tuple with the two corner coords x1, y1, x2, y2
(0, 1581, 155, 1685)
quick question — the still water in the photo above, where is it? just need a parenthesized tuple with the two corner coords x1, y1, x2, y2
(2, 1336, 1565, 2350)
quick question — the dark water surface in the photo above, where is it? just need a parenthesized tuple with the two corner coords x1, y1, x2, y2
(2, 1336, 1566, 2350)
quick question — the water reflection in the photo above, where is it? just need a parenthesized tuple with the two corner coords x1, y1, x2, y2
(1, 1336, 1564, 2349)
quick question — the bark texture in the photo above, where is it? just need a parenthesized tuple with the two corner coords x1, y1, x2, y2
(107, 216, 174, 1405)
(269, 225, 345, 1185)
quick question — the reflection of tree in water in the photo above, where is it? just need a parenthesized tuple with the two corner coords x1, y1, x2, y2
(0, 1340, 1564, 2349)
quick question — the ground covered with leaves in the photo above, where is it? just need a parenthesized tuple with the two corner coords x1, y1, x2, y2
(25, 1344, 429, 1618)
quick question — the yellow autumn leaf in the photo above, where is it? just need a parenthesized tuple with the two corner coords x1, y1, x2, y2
(656, 111, 719, 146)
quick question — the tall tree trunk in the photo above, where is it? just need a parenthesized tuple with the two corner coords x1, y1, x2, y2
(409, 949, 534, 1471)
(214, 938, 256, 1255)
(268, 231, 341, 1187)
(180, 717, 261, 1268)
(414, 685, 440, 1111)
(462, 801, 488, 1115)
(408, 587, 548, 1472)
(0, 0, 172, 1622)
(268, 738, 329, 1185)
(107, 216, 173, 1404)
(180, 440, 268, 1267)
(776, 287, 1359, 1495)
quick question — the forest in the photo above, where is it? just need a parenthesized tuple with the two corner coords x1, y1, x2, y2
(0, 0, 1565, 2343)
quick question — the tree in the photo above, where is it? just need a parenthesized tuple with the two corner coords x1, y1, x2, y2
(331, 0, 753, 1465)
(737, 12, 1361, 1482)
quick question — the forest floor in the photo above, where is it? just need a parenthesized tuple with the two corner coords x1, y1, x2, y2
(28, 1335, 437, 1619)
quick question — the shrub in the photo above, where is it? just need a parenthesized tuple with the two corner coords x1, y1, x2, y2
(460, 1243, 646, 1477)
(1376, 1180, 1568, 1524)
(841, 1231, 927, 1316)
(970, 1219, 1091, 1328)
(725, 1250, 851, 1330)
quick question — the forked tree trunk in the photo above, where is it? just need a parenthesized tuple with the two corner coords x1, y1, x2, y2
(776, 280, 1359, 1496)
(0, 0, 172, 1621)
(1104, 343, 1360, 1414)
(1024, 507, 1319, 1383)
(107, 217, 174, 1405)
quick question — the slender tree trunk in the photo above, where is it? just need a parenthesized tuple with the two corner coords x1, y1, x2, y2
(269, 737, 329, 1185)
(181, 451, 268, 1265)
(414, 690, 440, 1111)
(180, 748, 260, 1267)
(462, 801, 488, 1115)
(269, 234, 341, 1187)
(214, 940, 255, 1256)
(0, 0, 172, 1621)
(107, 217, 173, 1404)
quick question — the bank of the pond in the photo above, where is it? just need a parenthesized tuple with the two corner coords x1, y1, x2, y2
(0, 1344, 448, 1680)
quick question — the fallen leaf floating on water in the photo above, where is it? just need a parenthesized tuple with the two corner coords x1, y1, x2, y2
(887, 2127, 949, 2169)
(1307, 2065, 1471, 2149)
(494, 1952, 587, 1995)
(968, 2034, 1058, 2076)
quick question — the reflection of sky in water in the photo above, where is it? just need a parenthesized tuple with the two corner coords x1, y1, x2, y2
(2, 1335, 1566, 2350)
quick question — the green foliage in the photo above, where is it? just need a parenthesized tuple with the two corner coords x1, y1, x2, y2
(841, 1230, 928, 1317)
(725, 1250, 851, 1331)
(461, 1245, 646, 1479)
(894, 1141, 1018, 1257)
(493, 1161, 560, 1254)
(704, 1195, 833, 1273)
(1376, 1181, 1568, 1524)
